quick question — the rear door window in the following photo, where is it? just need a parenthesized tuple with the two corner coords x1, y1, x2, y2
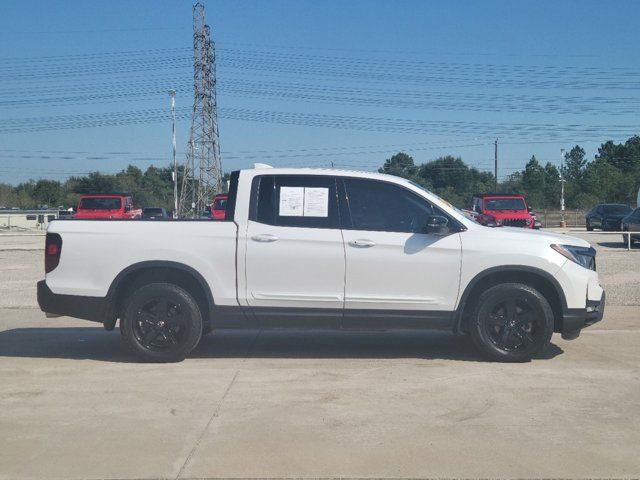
(250, 175, 339, 229)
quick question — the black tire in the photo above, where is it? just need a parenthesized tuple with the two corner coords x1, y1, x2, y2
(120, 283, 202, 363)
(469, 283, 554, 362)
(586, 220, 593, 231)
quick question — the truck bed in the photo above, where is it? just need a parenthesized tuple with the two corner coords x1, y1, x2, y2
(45, 219, 239, 307)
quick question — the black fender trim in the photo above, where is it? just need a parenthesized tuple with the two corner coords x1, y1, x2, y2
(105, 260, 217, 318)
(453, 265, 568, 334)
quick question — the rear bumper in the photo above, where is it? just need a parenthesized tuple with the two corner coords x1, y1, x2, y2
(561, 291, 605, 339)
(37, 280, 109, 323)
(603, 220, 622, 231)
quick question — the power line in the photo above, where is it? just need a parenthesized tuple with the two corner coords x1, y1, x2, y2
(2, 47, 640, 90)
(1, 107, 638, 140)
(4, 78, 640, 117)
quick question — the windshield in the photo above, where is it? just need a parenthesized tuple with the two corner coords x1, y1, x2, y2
(408, 180, 476, 222)
(79, 197, 121, 210)
(484, 198, 526, 211)
(213, 198, 227, 210)
(144, 208, 163, 215)
(603, 204, 632, 214)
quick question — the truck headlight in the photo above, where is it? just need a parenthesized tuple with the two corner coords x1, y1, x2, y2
(551, 244, 596, 270)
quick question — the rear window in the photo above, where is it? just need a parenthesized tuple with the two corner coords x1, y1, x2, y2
(603, 204, 632, 214)
(79, 198, 121, 210)
(484, 198, 526, 211)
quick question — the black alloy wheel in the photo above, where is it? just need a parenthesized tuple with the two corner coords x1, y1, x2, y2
(120, 283, 202, 362)
(133, 298, 187, 351)
(469, 283, 554, 362)
(484, 297, 537, 352)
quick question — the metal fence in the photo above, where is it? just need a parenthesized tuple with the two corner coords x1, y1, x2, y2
(535, 210, 587, 228)
(562, 229, 640, 251)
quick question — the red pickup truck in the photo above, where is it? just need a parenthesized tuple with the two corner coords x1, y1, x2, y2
(471, 193, 534, 228)
(73, 194, 142, 220)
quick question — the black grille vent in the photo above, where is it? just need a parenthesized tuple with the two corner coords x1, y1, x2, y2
(502, 218, 527, 227)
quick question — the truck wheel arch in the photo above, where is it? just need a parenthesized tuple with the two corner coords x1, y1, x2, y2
(107, 261, 215, 323)
(455, 266, 567, 334)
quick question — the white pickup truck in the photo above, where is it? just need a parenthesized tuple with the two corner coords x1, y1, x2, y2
(38, 166, 605, 363)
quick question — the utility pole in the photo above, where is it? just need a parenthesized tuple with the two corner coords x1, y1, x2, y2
(560, 148, 566, 228)
(494, 138, 498, 191)
(180, 2, 223, 218)
(168, 89, 178, 218)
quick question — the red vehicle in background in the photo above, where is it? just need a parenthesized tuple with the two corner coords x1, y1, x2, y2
(471, 193, 535, 229)
(210, 194, 228, 220)
(73, 194, 142, 220)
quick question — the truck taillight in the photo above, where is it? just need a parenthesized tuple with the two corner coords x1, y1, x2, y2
(45, 233, 62, 273)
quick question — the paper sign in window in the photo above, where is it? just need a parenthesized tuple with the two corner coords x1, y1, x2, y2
(303, 187, 329, 217)
(279, 187, 304, 216)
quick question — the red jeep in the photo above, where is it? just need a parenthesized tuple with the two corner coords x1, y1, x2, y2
(73, 194, 142, 220)
(210, 194, 228, 220)
(471, 193, 534, 229)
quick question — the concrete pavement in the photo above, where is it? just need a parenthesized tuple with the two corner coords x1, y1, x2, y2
(1, 232, 639, 478)
(1, 306, 639, 479)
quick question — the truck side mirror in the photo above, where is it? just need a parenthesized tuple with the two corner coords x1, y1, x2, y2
(425, 215, 450, 235)
(124, 204, 131, 212)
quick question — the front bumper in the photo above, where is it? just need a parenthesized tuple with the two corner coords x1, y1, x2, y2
(561, 291, 605, 339)
(37, 280, 109, 323)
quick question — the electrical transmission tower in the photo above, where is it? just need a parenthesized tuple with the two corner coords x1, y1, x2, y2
(179, 2, 222, 217)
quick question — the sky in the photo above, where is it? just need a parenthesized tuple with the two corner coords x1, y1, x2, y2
(0, 0, 639, 184)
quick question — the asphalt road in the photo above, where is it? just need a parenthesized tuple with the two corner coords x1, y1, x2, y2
(1, 231, 639, 479)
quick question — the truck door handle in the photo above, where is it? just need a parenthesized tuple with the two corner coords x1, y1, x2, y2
(348, 239, 376, 248)
(251, 234, 279, 243)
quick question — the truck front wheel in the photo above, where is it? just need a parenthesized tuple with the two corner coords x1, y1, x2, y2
(469, 283, 554, 362)
(120, 283, 203, 362)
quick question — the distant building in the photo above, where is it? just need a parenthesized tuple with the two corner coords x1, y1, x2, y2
(0, 209, 59, 231)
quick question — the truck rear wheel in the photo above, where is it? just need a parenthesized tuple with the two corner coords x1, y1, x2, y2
(469, 283, 553, 362)
(120, 283, 202, 363)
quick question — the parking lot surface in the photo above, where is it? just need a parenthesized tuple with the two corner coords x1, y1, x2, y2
(1, 231, 639, 479)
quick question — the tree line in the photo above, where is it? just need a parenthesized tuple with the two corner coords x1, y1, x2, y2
(379, 135, 640, 210)
(1, 135, 640, 211)
(0, 165, 176, 211)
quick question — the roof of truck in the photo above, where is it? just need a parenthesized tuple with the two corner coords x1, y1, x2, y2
(79, 193, 132, 197)
(473, 193, 525, 198)
(240, 166, 399, 181)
